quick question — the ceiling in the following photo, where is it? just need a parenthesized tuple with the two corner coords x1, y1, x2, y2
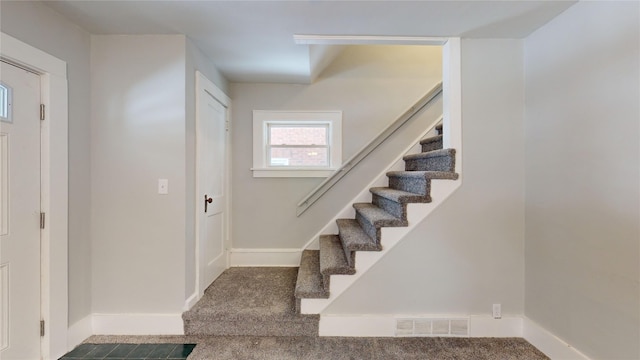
(43, 1, 576, 83)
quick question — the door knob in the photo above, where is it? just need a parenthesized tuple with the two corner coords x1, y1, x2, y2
(204, 194, 213, 213)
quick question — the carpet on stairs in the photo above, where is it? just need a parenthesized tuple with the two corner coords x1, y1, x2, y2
(183, 267, 319, 337)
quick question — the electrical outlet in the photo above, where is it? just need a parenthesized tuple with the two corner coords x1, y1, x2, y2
(492, 304, 502, 319)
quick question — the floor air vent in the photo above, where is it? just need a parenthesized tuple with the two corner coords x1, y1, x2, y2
(395, 317, 469, 337)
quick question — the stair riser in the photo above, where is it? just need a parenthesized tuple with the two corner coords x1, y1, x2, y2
(421, 139, 443, 152)
(322, 274, 331, 293)
(372, 194, 405, 221)
(388, 177, 431, 195)
(355, 212, 380, 243)
(405, 155, 455, 172)
(184, 319, 318, 337)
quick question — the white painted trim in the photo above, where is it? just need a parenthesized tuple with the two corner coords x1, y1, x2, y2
(293, 35, 448, 46)
(194, 71, 231, 300)
(468, 316, 522, 337)
(319, 314, 522, 338)
(1, 32, 68, 360)
(229, 248, 302, 267)
(183, 291, 199, 312)
(92, 314, 184, 336)
(442, 37, 462, 175)
(0, 34, 66, 77)
(252, 110, 342, 177)
(251, 169, 335, 178)
(66, 316, 92, 352)
(523, 318, 591, 360)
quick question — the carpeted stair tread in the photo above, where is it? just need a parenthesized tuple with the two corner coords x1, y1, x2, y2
(403, 148, 456, 172)
(420, 135, 444, 152)
(370, 187, 430, 203)
(336, 219, 380, 251)
(183, 267, 319, 336)
(320, 235, 355, 276)
(353, 203, 406, 228)
(295, 250, 329, 299)
(403, 148, 454, 161)
(419, 135, 443, 146)
(386, 170, 459, 180)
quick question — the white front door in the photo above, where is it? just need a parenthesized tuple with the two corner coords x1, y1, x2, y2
(0, 61, 42, 359)
(196, 73, 229, 295)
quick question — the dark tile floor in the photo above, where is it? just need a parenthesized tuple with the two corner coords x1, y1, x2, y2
(59, 343, 196, 360)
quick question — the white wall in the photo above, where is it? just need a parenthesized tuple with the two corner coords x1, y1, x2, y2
(524, 2, 639, 359)
(324, 40, 525, 316)
(184, 38, 230, 299)
(90, 35, 187, 314)
(230, 45, 442, 250)
(0, 1, 92, 326)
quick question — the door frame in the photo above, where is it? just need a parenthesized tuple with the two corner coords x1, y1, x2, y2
(194, 71, 231, 299)
(0, 33, 69, 360)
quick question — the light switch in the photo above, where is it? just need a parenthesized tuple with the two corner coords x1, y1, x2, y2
(158, 179, 169, 194)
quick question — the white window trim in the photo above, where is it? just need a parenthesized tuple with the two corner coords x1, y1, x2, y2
(252, 110, 342, 178)
(0, 82, 12, 123)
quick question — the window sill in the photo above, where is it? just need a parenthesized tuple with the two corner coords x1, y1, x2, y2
(251, 168, 337, 178)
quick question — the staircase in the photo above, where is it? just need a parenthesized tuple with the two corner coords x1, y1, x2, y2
(183, 123, 459, 337)
(294, 124, 459, 311)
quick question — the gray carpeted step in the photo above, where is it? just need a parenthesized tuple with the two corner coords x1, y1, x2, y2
(319, 235, 355, 276)
(404, 148, 456, 172)
(319, 235, 355, 289)
(420, 135, 443, 152)
(183, 267, 319, 336)
(295, 250, 329, 299)
(435, 123, 443, 135)
(184, 316, 318, 337)
(337, 218, 380, 267)
(370, 187, 431, 220)
(354, 203, 406, 242)
(386, 170, 458, 195)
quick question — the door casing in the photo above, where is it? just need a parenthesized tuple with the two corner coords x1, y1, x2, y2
(0, 32, 69, 360)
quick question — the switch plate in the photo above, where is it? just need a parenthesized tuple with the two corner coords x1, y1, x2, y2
(158, 179, 169, 194)
(492, 304, 502, 319)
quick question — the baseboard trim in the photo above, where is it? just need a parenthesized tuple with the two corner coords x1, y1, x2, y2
(67, 315, 92, 351)
(183, 291, 199, 311)
(229, 248, 301, 267)
(319, 314, 522, 337)
(92, 313, 184, 335)
(523, 317, 591, 360)
(468, 316, 522, 337)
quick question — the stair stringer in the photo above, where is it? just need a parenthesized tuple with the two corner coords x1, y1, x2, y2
(302, 119, 443, 252)
(300, 178, 461, 314)
(298, 112, 462, 315)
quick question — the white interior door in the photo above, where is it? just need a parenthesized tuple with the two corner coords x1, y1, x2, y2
(0, 61, 42, 359)
(196, 73, 229, 295)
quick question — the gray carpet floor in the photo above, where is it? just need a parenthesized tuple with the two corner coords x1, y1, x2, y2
(84, 335, 549, 359)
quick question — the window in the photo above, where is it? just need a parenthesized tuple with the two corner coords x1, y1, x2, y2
(252, 111, 342, 177)
(0, 83, 12, 123)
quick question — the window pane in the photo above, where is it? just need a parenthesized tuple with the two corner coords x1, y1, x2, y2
(269, 125, 327, 146)
(270, 147, 328, 167)
(0, 84, 7, 119)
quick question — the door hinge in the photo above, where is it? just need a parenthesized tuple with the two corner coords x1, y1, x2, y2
(40, 104, 45, 121)
(40, 320, 45, 337)
(40, 212, 45, 229)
